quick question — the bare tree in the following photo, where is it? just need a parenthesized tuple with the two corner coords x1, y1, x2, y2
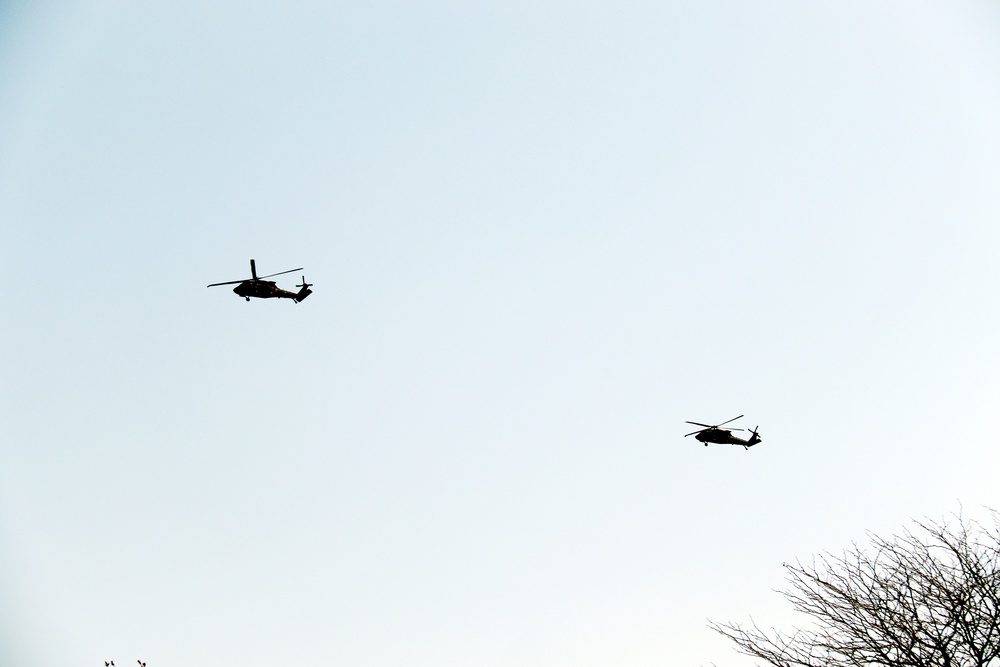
(711, 511, 1000, 667)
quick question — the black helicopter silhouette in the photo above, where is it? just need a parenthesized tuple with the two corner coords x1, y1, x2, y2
(684, 415, 761, 449)
(208, 259, 313, 303)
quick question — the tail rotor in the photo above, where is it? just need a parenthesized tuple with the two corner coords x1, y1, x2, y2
(295, 276, 313, 302)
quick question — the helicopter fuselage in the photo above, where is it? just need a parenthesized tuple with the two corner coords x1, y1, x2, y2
(695, 428, 760, 448)
(233, 280, 301, 301)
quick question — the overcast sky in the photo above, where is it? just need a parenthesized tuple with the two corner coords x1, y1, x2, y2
(2, 2, 1000, 665)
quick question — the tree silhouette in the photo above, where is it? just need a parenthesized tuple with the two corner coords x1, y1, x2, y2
(711, 511, 1000, 667)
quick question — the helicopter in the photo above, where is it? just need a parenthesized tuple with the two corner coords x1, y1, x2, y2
(684, 415, 761, 449)
(208, 259, 313, 302)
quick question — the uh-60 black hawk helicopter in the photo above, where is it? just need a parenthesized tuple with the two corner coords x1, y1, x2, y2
(208, 259, 313, 303)
(684, 415, 761, 449)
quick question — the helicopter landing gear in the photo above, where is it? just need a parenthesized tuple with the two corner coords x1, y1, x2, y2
(245, 296, 250, 302)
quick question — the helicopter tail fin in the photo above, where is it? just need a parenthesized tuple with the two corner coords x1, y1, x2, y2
(294, 276, 313, 302)
(745, 427, 761, 448)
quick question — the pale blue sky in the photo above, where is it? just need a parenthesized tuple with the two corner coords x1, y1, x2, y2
(2, 2, 1000, 665)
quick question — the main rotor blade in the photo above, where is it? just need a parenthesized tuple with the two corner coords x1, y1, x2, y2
(207, 279, 248, 287)
(685, 421, 713, 428)
(717, 414, 744, 427)
(257, 267, 303, 280)
(684, 428, 707, 437)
